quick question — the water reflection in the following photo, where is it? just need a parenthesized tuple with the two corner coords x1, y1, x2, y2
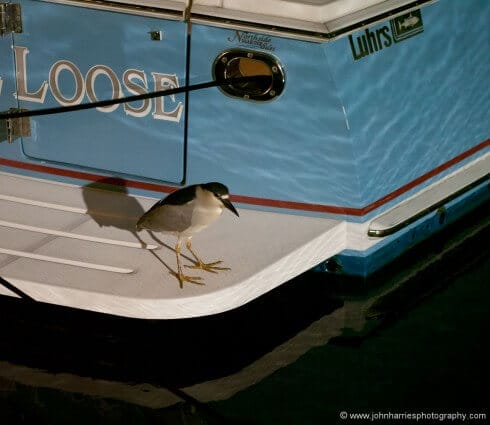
(0, 270, 346, 422)
(0, 271, 342, 388)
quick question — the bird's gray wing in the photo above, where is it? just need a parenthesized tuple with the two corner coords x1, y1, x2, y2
(145, 185, 197, 214)
(137, 201, 195, 233)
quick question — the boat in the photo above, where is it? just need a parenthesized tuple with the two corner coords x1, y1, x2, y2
(0, 0, 488, 319)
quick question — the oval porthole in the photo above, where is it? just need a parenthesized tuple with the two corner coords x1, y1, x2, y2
(213, 49, 285, 101)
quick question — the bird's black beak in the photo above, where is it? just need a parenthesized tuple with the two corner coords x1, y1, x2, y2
(222, 197, 239, 217)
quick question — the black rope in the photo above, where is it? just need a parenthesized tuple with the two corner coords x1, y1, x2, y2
(0, 76, 270, 120)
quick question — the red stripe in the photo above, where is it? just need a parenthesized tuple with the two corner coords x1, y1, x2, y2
(1, 138, 488, 216)
(0, 159, 177, 194)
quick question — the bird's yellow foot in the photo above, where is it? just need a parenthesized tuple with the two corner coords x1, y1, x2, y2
(186, 260, 230, 274)
(170, 270, 205, 288)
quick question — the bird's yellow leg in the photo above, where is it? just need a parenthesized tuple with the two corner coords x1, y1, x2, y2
(185, 239, 230, 273)
(170, 240, 204, 287)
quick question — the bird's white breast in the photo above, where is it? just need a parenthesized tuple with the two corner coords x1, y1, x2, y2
(185, 204, 223, 236)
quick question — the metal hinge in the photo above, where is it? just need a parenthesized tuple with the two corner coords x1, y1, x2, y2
(1, 109, 30, 143)
(0, 3, 22, 36)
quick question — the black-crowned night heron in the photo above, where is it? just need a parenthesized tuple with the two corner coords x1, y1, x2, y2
(136, 182, 239, 287)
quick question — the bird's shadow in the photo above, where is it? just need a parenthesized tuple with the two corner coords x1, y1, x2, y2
(82, 177, 144, 235)
(81, 178, 193, 275)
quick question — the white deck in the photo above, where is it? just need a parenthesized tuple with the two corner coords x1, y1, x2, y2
(0, 172, 346, 319)
(1, 152, 486, 319)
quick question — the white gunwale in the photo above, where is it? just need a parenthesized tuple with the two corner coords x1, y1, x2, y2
(37, 0, 437, 41)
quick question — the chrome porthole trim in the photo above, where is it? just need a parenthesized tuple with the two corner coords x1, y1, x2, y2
(213, 49, 286, 102)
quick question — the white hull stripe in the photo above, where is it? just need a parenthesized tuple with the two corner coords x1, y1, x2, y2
(0, 247, 134, 274)
(0, 219, 157, 250)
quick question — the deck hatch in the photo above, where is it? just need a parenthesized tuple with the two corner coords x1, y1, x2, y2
(213, 49, 285, 101)
(15, 0, 187, 184)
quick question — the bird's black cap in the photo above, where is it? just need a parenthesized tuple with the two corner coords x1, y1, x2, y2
(201, 182, 230, 196)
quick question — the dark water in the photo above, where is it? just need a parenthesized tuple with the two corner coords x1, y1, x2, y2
(0, 202, 488, 425)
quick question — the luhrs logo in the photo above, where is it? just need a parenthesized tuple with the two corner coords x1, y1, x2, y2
(0, 46, 183, 122)
(349, 10, 424, 61)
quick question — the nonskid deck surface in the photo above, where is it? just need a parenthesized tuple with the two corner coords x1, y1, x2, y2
(0, 172, 345, 319)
